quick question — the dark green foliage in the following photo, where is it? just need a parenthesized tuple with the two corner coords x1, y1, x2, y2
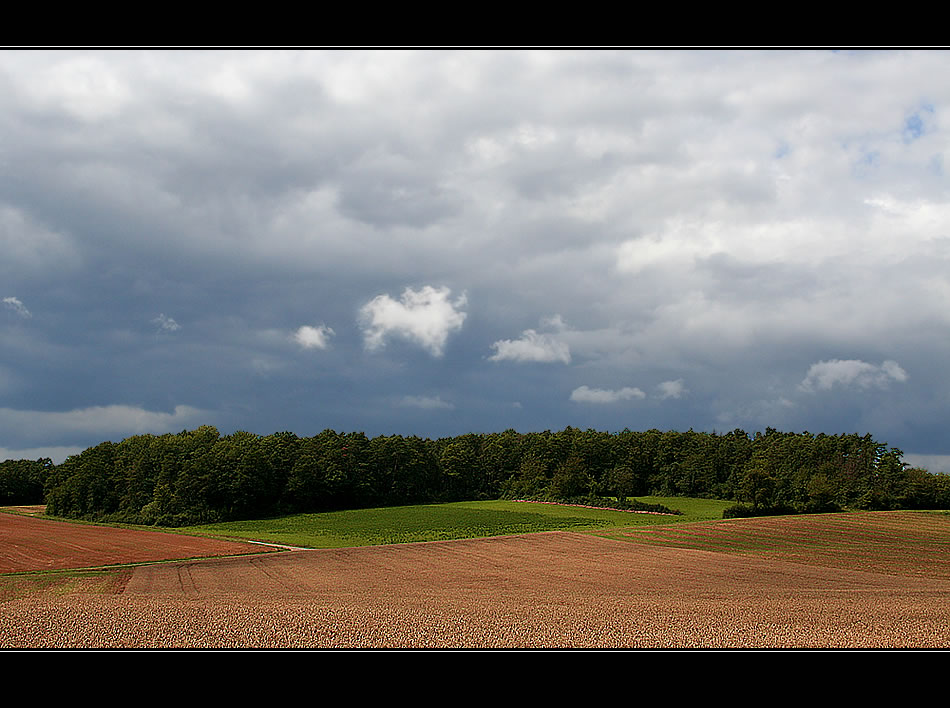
(439, 435, 483, 501)
(501, 454, 549, 499)
(0, 458, 51, 504)
(803, 473, 841, 513)
(722, 502, 798, 519)
(543, 494, 681, 516)
(35, 425, 950, 526)
(549, 455, 593, 499)
(605, 465, 636, 503)
(45, 442, 118, 518)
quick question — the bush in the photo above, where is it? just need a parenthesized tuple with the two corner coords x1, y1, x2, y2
(509, 493, 681, 515)
(722, 503, 797, 519)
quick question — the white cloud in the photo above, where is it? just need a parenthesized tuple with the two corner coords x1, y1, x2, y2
(293, 324, 334, 350)
(359, 285, 467, 357)
(152, 313, 180, 332)
(489, 314, 572, 364)
(570, 385, 646, 404)
(2, 296, 31, 318)
(17, 54, 132, 122)
(399, 395, 454, 410)
(489, 329, 571, 364)
(657, 379, 687, 399)
(799, 359, 908, 392)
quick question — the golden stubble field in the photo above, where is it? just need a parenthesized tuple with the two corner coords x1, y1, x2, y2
(2, 510, 949, 649)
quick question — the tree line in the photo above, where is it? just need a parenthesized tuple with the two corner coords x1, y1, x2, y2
(0, 458, 52, 506)
(5, 426, 945, 526)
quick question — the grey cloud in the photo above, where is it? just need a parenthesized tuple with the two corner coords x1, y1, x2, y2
(0, 404, 208, 444)
(153, 313, 180, 332)
(902, 453, 950, 474)
(570, 386, 646, 404)
(337, 180, 462, 229)
(657, 379, 687, 400)
(1, 50, 949, 462)
(0, 445, 86, 465)
(3, 296, 31, 318)
(336, 151, 464, 229)
(399, 395, 454, 410)
(0, 205, 79, 275)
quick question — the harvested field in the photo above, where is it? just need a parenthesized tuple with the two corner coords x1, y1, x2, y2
(3, 505, 46, 516)
(598, 510, 950, 580)
(3, 528, 950, 649)
(0, 511, 273, 574)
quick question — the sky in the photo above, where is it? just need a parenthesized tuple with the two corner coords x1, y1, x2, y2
(1, 49, 949, 472)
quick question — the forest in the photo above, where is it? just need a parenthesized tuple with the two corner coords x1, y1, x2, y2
(5, 426, 950, 526)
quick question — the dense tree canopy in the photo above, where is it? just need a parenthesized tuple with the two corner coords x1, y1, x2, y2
(0, 458, 51, 505)
(6, 426, 945, 526)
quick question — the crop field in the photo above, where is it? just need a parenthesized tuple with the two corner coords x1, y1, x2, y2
(595, 510, 950, 580)
(631, 496, 736, 521)
(0, 509, 273, 575)
(172, 499, 704, 548)
(2, 504, 949, 649)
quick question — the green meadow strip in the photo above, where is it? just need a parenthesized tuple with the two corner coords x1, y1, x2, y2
(173, 499, 696, 549)
(170, 497, 731, 549)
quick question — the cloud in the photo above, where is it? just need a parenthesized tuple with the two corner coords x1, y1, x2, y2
(250, 356, 285, 376)
(0, 404, 208, 443)
(489, 329, 571, 364)
(539, 314, 568, 331)
(359, 285, 467, 357)
(152, 313, 180, 332)
(799, 359, 908, 392)
(3, 296, 31, 318)
(489, 314, 572, 364)
(0, 445, 85, 465)
(570, 385, 646, 404)
(0, 205, 80, 274)
(293, 324, 334, 350)
(399, 395, 454, 410)
(901, 453, 950, 474)
(2, 51, 950, 459)
(657, 379, 687, 399)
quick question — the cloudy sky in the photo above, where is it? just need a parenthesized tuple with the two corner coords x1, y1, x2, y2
(2, 49, 949, 471)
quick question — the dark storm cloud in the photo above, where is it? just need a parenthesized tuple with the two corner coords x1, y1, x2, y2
(0, 49, 949, 466)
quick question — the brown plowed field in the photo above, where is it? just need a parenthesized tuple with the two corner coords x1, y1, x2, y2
(597, 510, 950, 580)
(3, 518, 950, 648)
(0, 511, 272, 574)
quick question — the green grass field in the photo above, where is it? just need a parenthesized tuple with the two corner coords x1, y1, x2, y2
(631, 496, 734, 522)
(175, 497, 732, 549)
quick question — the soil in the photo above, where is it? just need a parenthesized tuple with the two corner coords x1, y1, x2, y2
(0, 510, 272, 574)
(3, 527, 949, 649)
